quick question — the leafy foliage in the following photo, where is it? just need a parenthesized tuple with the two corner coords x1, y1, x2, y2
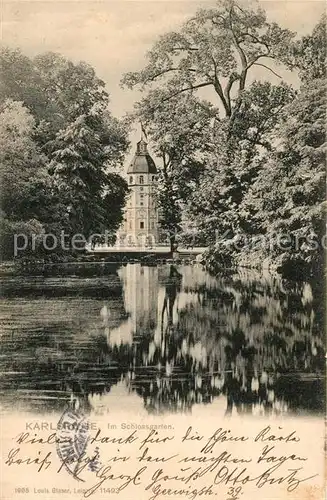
(122, 2, 325, 273)
(122, 0, 294, 119)
(292, 14, 326, 83)
(49, 104, 128, 237)
(0, 48, 129, 260)
(187, 81, 295, 241)
(242, 78, 326, 271)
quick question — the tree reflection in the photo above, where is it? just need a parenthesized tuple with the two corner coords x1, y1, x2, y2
(112, 265, 324, 416)
(0, 264, 324, 416)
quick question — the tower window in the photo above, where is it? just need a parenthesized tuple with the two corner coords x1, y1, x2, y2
(139, 176, 144, 185)
(152, 176, 155, 181)
(140, 186, 143, 191)
(140, 194, 144, 206)
(140, 221, 144, 229)
(129, 176, 133, 184)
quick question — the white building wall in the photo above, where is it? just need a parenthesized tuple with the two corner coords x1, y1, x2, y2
(120, 173, 159, 246)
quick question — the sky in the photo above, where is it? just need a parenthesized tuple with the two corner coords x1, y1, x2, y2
(1, 0, 325, 161)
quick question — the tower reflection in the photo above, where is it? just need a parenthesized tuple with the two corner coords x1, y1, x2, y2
(0, 263, 324, 417)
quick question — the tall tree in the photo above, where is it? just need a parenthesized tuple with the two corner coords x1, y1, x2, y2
(122, 0, 294, 123)
(49, 101, 128, 238)
(188, 80, 295, 242)
(0, 48, 130, 258)
(292, 14, 326, 84)
(0, 100, 55, 258)
(0, 48, 110, 133)
(122, 0, 296, 248)
(0, 48, 46, 119)
(236, 16, 327, 273)
(241, 77, 326, 274)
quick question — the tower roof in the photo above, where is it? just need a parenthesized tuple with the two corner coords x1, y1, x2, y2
(127, 138, 157, 174)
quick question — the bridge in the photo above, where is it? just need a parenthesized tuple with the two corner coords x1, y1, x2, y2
(85, 244, 208, 260)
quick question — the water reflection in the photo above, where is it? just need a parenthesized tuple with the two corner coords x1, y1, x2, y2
(0, 264, 324, 417)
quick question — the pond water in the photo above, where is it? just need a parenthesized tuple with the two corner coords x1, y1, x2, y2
(0, 263, 324, 417)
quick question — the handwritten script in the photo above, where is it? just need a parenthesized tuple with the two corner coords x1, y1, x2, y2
(4, 421, 320, 500)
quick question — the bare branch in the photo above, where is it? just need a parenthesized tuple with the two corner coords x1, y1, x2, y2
(160, 81, 214, 103)
(223, 73, 239, 112)
(211, 14, 228, 28)
(239, 32, 270, 53)
(228, 8, 248, 93)
(253, 63, 282, 78)
(234, 3, 252, 18)
(210, 56, 231, 117)
(171, 46, 199, 52)
(147, 68, 179, 82)
(147, 67, 199, 82)
(244, 53, 276, 74)
(228, 10, 248, 66)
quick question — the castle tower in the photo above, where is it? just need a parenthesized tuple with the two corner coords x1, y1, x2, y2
(120, 134, 159, 247)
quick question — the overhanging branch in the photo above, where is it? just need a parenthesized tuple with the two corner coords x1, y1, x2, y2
(160, 81, 214, 102)
(147, 67, 199, 82)
(253, 63, 282, 78)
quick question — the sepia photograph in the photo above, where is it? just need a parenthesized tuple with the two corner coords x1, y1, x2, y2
(0, 1, 326, 499)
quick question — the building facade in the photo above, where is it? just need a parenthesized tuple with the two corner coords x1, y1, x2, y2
(118, 137, 159, 247)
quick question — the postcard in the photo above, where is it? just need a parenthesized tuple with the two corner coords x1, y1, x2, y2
(0, 1, 325, 499)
